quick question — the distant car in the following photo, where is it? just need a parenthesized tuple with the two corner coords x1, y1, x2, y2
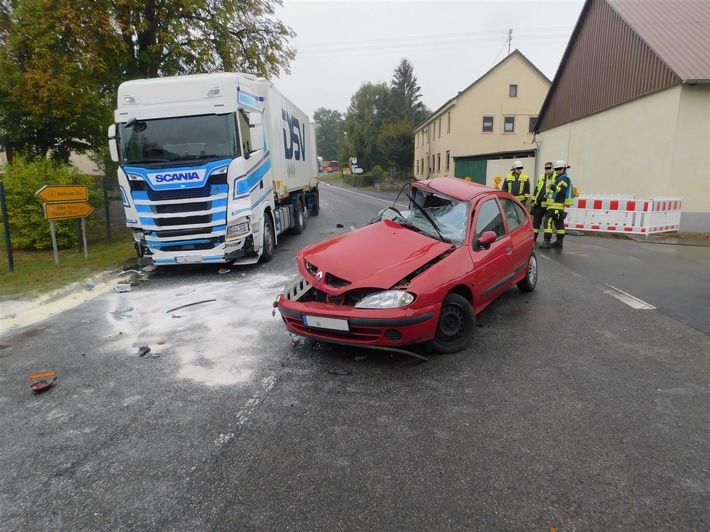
(322, 160, 341, 173)
(277, 177, 537, 353)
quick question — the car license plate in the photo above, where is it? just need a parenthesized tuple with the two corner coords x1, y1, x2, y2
(303, 315, 349, 332)
(176, 255, 203, 264)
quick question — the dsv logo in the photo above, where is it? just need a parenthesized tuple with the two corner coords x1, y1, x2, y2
(282, 109, 306, 161)
(154, 171, 200, 183)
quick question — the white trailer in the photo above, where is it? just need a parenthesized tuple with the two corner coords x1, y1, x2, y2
(107, 73, 319, 265)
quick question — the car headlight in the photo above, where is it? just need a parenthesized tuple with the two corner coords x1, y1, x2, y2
(355, 290, 415, 309)
(226, 218, 250, 239)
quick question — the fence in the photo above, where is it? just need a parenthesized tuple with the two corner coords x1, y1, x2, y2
(565, 195, 682, 235)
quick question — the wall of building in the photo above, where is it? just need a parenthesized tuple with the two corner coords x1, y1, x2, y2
(485, 157, 537, 189)
(536, 85, 710, 230)
(414, 52, 549, 179)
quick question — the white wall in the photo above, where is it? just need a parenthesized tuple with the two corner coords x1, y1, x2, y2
(485, 157, 536, 188)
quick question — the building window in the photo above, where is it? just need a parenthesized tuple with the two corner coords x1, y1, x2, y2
(446, 150, 450, 171)
(529, 117, 537, 133)
(504, 116, 515, 132)
(422, 158, 424, 174)
(447, 112, 451, 134)
(438, 118, 442, 138)
(431, 155, 434, 173)
(416, 160, 419, 174)
(509, 84, 518, 97)
(437, 153, 441, 172)
(482, 116, 493, 132)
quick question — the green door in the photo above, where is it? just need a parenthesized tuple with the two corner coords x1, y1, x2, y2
(454, 159, 487, 184)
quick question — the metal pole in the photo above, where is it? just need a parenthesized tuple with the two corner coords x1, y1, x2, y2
(81, 217, 88, 260)
(103, 175, 111, 242)
(49, 220, 59, 265)
(0, 181, 14, 272)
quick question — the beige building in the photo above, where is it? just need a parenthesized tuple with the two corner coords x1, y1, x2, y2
(413, 50, 550, 186)
(535, 0, 710, 231)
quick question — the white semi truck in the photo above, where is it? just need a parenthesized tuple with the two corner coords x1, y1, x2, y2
(107, 73, 319, 266)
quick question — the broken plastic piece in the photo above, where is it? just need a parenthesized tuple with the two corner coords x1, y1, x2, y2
(115, 283, 132, 293)
(26, 370, 58, 394)
(165, 299, 217, 314)
(138, 345, 151, 357)
(217, 268, 231, 274)
(336, 223, 344, 228)
(329, 368, 353, 376)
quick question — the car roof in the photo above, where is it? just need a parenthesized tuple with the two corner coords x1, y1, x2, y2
(415, 177, 493, 202)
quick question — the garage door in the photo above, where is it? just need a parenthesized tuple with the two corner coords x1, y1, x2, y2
(454, 159, 487, 184)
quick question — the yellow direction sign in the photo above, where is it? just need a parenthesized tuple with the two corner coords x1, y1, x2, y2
(36, 184, 88, 203)
(43, 201, 95, 220)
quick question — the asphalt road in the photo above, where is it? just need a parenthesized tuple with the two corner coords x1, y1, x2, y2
(1, 182, 709, 531)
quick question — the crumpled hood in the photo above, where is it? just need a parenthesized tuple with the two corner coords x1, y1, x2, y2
(298, 219, 454, 295)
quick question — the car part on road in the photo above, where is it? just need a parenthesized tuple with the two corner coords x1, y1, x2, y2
(329, 368, 353, 376)
(165, 299, 217, 314)
(115, 283, 132, 293)
(27, 370, 58, 394)
(217, 268, 231, 274)
(138, 345, 151, 357)
(336, 223, 344, 228)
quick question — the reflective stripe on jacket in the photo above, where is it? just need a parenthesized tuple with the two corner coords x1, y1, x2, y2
(501, 172, 530, 201)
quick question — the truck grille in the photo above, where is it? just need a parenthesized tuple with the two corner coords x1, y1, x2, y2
(154, 202, 211, 213)
(154, 215, 212, 227)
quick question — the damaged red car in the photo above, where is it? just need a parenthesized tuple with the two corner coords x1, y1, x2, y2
(277, 177, 537, 354)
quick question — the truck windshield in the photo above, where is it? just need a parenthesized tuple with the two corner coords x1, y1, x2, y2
(119, 113, 239, 165)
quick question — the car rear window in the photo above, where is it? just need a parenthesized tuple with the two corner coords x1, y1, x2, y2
(475, 199, 506, 238)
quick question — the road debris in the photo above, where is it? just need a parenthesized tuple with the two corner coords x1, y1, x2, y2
(138, 345, 151, 358)
(115, 283, 132, 293)
(336, 223, 344, 228)
(165, 299, 217, 314)
(217, 268, 231, 274)
(27, 370, 58, 393)
(329, 368, 353, 376)
(157, 338, 167, 345)
(354, 355, 368, 361)
(171, 314, 183, 319)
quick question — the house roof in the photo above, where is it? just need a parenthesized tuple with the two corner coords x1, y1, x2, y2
(608, 0, 710, 83)
(414, 49, 550, 132)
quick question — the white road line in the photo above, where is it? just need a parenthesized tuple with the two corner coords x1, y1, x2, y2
(602, 283, 656, 310)
(538, 253, 553, 261)
(324, 183, 408, 206)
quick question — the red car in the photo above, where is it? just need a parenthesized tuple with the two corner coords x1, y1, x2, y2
(277, 177, 537, 354)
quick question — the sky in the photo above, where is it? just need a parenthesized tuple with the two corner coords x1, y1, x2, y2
(274, 0, 585, 119)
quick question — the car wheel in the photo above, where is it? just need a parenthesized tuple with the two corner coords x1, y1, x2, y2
(429, 293, 476, 354)
(260, 214, 275, 262)
(292, 197, 305, 234)
(517, 251, 538, 293)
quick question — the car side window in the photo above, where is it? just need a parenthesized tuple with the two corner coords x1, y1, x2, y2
(475, 199, 506, 239)
(501, 198, 524, 231)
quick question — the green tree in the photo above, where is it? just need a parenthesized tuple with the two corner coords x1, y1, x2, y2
(379, 118, 414, 179)
(390, 58, 429, 125)
(0, 0, 295, 162)
(313, 108, 343, 161)
(342, 82, 391, 170)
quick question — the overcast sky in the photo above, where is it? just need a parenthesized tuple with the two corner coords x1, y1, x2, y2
(274, 0, 585, 119)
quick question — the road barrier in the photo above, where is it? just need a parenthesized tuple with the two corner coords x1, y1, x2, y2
(565, 195, 682, 235)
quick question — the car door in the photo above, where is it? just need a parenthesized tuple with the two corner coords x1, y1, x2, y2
(499, 197, 532, 281)
(470, 197, 513, 310)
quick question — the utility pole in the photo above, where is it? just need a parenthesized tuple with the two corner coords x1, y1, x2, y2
(507, 29, 513, 55)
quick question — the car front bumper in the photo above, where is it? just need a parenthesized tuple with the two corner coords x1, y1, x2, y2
(277, 295, 440, 347)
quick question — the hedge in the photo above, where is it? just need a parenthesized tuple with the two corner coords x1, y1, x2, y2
(343, 173, 375, 187)
(1, 157, 104, 250)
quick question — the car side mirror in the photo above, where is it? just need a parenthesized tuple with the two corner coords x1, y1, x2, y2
(476, 230, 497, 250)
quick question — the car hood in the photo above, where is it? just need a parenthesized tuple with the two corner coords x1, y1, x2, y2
(299, 219, 454, 295)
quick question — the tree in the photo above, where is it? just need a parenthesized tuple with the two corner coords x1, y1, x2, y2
(390, 58, 429, 125)
(342, 82, 391, 170)
(0, 0, 295, 162)
(379, 118, 414, 179)
(313, 108, 343, 161)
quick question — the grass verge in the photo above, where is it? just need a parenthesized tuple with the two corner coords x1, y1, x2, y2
(0, 236, 137, 300)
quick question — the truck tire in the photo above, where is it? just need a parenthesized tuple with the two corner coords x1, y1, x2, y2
(310, 189, 320, 216)
(260, 214, 275, 262)
(292, 197, 306, 234)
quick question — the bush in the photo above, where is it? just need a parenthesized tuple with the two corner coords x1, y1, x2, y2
(343, 173, 375, 187)
(370, 165, 385, 182)
(1, 156, 103, 250)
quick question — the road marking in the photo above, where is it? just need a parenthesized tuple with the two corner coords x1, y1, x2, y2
(602, 283, 656, 310)
(325, 184, 408, 206)
(539, 253, 553, 261)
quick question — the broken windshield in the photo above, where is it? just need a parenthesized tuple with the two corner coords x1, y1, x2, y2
(119, 113, 240, 166)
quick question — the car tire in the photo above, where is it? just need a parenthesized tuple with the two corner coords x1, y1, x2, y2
(429, 293, 476, 354)
(260, 214, 275, 262)
(517, 251, 538, 293)
(292, 197, 306, 234)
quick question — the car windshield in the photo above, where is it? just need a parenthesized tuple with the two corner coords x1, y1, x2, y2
(119, 113, 239, 165)
(378, 189, 468, 245)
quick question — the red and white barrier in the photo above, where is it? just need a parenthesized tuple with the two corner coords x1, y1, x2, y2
(565, 195, 682, 234)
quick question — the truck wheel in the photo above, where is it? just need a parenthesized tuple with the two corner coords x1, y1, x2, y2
(260, 214, 275, 262)
(292, 197, 306, 234)
(310, 189, 320, 216)
(428, 293, 475, 354)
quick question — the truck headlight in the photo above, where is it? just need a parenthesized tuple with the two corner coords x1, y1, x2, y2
(226, 219, 250, 239)
(132, 231, 145, 243)
(355, 290, 415, 309)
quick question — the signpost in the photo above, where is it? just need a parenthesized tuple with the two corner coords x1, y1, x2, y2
(35, 185, 94, 265)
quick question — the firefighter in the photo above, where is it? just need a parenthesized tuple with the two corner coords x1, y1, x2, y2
(539, 160, 574, 249)
(501, 160, 530, 204)
(530, 161, 556, 243)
